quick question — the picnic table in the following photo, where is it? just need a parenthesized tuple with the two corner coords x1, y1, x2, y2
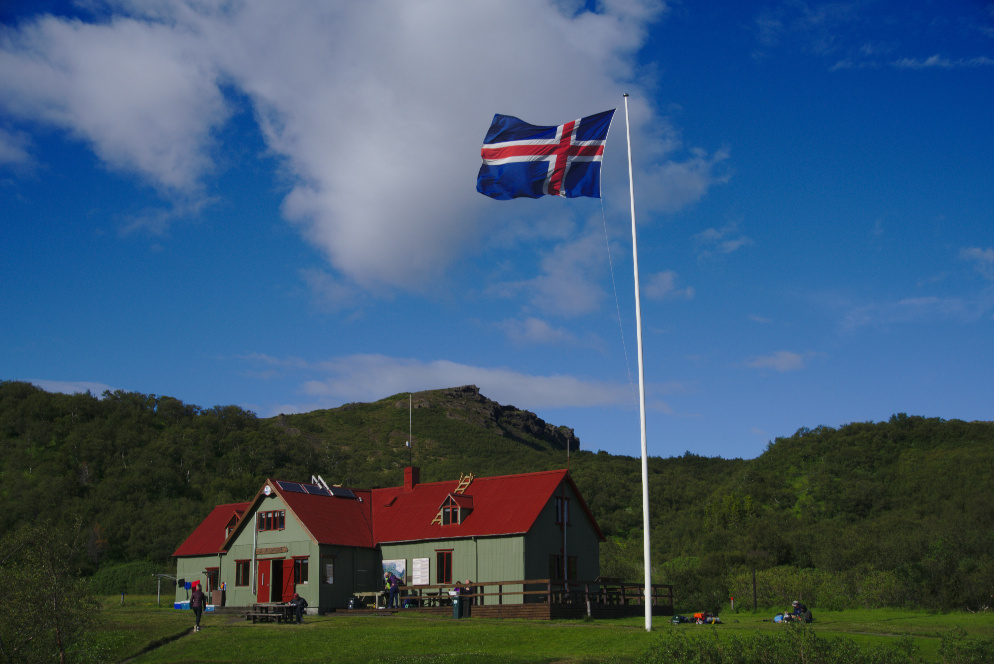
(354, 591, 386, 609)
(246, 602, 294, 623)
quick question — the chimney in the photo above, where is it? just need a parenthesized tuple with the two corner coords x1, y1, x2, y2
(404, 466, 420, 492)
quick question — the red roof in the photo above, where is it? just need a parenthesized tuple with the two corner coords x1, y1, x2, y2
(279, 487, 374, 548)
(371, 469, 604, 544)
(172, 502, 249, 557)
(174, 469, 603, 558)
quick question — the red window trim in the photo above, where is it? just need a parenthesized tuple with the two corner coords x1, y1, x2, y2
(257, 510, 286, 531)
(235, 560, 251, 586)
(435, 549, 453, 584)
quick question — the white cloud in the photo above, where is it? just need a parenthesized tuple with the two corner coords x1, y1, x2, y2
(299, 267, 362, 311)
(752, 4, 993, 71)
(500, 317, 577, 345)
(492, 228, 610, 317)
(693, 222, 753, 260)
(892, 55, 994, 69)
(295, 353, 631, 410)
(745, 351, 806, 373)
(961, 247, 994, 280)
(840, 295, 988, 330)
(643, 270, 694, 301)
(633, 147, 730, 214)
(0, 14, 228, 191)
(0, 0, 726, 297)
(0, 126, 31, 166)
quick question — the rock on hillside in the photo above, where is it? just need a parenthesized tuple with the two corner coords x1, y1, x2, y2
(414, 385, 580, 452)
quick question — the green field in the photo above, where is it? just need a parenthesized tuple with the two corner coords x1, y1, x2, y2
(85, 597, 994, 664)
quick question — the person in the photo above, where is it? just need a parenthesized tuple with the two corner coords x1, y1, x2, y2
(190, 580, 206, 632)
(461, 579, 474, 605)
(792, 600, 813, 623)
(387, 572, 401, 609)
(289, 592, 308, 624)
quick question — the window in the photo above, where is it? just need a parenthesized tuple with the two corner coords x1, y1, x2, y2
(442, 501, 459, 525)
(436, 550, 452, 584)
(294, 557, 309, 584)
(549, 555, 577, 580)
(257, 510, 285, 531)
(322, 558, 335, 585)
(555, 496, 570, 525)
(235, 560, 250, 586)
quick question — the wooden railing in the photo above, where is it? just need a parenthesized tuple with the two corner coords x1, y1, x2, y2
(384, 579, 673, 609)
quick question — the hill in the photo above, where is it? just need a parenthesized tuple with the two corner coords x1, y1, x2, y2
(272, 384, 582, 487)
(1, 379, 992, 611)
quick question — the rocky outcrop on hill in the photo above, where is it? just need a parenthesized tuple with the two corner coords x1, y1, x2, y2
(412, 385, 580, 452)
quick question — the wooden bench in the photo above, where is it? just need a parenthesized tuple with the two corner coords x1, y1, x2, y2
(246, 603, 294, 623)
(246, 611, 284, 623)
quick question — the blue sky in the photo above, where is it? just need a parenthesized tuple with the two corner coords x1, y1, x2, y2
(2, 0, 992, 461)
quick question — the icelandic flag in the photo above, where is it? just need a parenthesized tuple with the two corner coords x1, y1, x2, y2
(477, 109, 616, 200)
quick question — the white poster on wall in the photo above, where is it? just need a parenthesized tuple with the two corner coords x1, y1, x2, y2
(412, 557, 430, 586)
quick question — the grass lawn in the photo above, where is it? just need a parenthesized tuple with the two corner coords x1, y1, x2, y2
(87, 598, 994, 664)
(685, 608, 994, 662)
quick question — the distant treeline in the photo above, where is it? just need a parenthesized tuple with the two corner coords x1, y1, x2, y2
(1, 380, 992, 612)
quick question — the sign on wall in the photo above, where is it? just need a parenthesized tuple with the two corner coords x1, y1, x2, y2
(382, 559, 406, 586)
(411, 557, 430, 585)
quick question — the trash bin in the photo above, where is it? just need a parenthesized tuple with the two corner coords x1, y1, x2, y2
(452, 596, 461, 619)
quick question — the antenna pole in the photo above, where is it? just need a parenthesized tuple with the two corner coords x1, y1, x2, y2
(625, 93, 652, 632)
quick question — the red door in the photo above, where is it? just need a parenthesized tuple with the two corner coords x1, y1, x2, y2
(281, 559, 295, 601)
(256, 560, 270, 603)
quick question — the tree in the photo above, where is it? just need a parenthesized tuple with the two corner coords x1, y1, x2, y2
(0, 517, 96, 664)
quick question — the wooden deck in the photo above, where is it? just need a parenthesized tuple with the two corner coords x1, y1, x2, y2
(339, 579, 674, 620)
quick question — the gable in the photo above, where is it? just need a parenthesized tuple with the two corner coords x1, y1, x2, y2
(219, 479, 375, 551)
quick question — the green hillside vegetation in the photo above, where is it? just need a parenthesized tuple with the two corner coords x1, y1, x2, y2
(1, 380, 992, 614)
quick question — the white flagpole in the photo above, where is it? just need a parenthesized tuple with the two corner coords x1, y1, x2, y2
(623, 93, 652, 632)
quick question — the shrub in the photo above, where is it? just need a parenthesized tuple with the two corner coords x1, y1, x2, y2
(88, 560, 165, 595)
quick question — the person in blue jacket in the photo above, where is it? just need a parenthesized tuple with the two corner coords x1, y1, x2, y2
(289, 592, 308, 624)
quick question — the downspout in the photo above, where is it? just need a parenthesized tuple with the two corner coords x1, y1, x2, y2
(561, 479, 567, 584)
(251, 512, 258, 595)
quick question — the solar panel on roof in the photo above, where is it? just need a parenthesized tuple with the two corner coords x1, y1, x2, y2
(276, 481, 305, 493)
(303, 484, 331, 496)
(330, 486, 356, 499)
